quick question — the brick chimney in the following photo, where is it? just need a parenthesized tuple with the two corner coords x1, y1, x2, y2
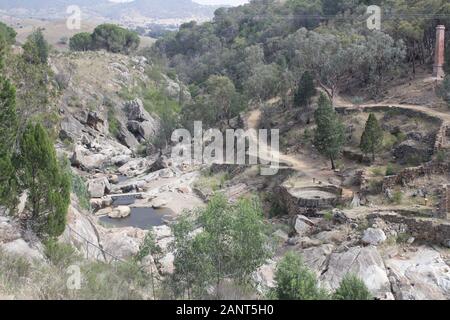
(433, 25, 445, 78)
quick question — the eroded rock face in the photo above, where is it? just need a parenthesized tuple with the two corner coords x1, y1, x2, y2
(319, 246, 391, 297)
(125, 99, 150, 122)
(61, 205, 104, 261)
(86, 111, 105, 131)
(127, 120, 158, 142)
(362, 228, 387, 246)
(385, 247, 450, 300)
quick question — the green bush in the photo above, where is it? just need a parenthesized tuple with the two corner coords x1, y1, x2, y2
(22, 28, 49, 65)
(266, 192, 288, 218)
(69, 24, 140, 54)
(333, 274, 372, 300)
(271, 251, 329, 300)
(91, 24, 140, 54)
(135, 231, 162, 262)
(391, 190, 403, 204)
(107, 108, 120, 139)
(0, 21, 17, 45)
(385, 163, 397, 176)
(44, 239, 79, 268)
(323, 210, 333, 221)
(69, 32, 92, 51)
(61, 157, 90, 211)
(18, 123, 71, 239)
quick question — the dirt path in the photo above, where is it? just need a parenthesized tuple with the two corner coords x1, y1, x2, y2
(244, 87, 450, 184)
(244, 109, 332, 182)
(336, 101, 450, 123)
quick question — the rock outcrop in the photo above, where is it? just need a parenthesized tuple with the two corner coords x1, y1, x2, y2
(88, 177, 111, 198)
(319, 246, 391, 297)
(362, 228, 387, 246)
(385, 247, 450, 300)
(124, 99, 159, 142)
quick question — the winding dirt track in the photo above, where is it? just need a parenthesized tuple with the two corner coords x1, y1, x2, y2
(245, 108, 330, 180)
(244, 98, 450, 178)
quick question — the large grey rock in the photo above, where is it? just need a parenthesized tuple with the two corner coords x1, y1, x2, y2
(127, 120, 158, 141)
(253, 259, 277, 294)
(319, 246, 391, 296)
(125, 99, 151, 122)
(159, 252, 175, 275)
(1, 239, 44, 262)
(108, 206, 131, 219)
(60, 205, 104, 260)
(385, 247, 450, 300)
(362, 228, 387, 246)
(110, 155, 131, 167)
(0, 216, 21, 244)
(293, 215, 315, 236)
(88, 177, 111, 198)
(71, 146, 107, 170)
(117, 158, 151, 177)
(59, 116, 84, 142)
(100, 227, 146, 261)
(149, 155, 171, 172)
(302, 244, 334, 277)
(117, 125, 139, 149)
(150, 197, 168, 209)
(86, 111, 105, 131)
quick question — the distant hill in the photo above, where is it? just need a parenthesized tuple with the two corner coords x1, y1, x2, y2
(108, 0, 217, 19)
(0, 0, 217, 22)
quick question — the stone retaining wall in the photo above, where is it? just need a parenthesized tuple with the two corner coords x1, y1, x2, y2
(367, 212, 450, 246)
(382, 162, 450, 191)
(276, 185, 344, 215)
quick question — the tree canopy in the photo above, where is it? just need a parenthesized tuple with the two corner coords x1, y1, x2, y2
(17, 123, 71, 238)
(360, 113, 383, 161)
(271, 251, 328, 300)
(313, 93, 345, 169)
(171, 193, 270, 299)
(70, 24, 140, 54)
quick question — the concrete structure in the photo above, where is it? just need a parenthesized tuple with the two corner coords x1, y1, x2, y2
(433, 25, 445, 78)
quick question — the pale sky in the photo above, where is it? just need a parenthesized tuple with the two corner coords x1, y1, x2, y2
(109, 0, 250, 7)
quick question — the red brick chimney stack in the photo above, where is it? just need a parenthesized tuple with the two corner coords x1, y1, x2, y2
(433, 25, 445, 78)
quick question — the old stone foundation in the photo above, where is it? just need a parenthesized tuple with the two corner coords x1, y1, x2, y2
(277, 185, 348, 215)
(368, 211, 450, 247)
(382, 162, 450, 191)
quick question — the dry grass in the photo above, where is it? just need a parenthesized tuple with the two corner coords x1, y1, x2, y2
(0, 245, 154, 300)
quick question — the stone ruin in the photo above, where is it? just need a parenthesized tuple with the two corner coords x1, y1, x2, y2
(277, 184, 350, 215)
(438, 185, 450, 220)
